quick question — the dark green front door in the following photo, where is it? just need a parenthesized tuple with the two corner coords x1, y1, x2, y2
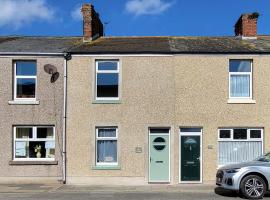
(181, 135, 200, 181)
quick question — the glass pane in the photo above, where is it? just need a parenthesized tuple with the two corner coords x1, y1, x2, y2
(98, 61, 118, 71)
(233, 129, 247, 139)
(28, 141, 55, 158)
(219, 141, 262, 165)
(150, 129, 170, 134)
(17, 78, 36, 98)
(230, 75, 250, 97)
(16, 128, 32, 138)
(37, 127, 54, 138)
(16, 61, 36, 76)
(229, 60, 251, 72)
(97, 73, 118, 98)
(250, 130, 262, 139)
(97, 140, 117, 163)
(15, 141, 29, 158)
(180, 128, 201, 132)
(98, 128, 116, 137)
(219, 130, 231, 138)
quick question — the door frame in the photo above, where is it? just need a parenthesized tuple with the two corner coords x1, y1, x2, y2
(148, 129, 170, 183)
(179, 128, 203, 183)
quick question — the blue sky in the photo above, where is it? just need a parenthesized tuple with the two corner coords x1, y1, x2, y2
(0, 0, 269, 37)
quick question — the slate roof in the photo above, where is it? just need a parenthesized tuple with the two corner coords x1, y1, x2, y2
(1, 35, 270, 54)
(0, 36, 81, 54)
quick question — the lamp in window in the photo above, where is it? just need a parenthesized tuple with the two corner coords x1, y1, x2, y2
(34, 145, 42, 158)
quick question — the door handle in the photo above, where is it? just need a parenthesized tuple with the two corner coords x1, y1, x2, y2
(150, 157, 152, 162)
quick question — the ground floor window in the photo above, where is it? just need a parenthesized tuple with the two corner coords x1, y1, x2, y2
(14, 126, 55, 161)
(218, 128, 263, 165)
(96, 127, 118, 165)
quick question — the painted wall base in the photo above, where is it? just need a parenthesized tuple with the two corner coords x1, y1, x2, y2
(0, 177, 62, 184)
(67, 177, 150, 185)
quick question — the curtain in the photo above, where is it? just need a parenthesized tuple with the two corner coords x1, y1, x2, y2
(219, 141, 262, 165)
(230, 75, 250, 97)
(97, 140, 117, 162)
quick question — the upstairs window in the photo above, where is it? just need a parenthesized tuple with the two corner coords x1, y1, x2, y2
(14, 61, 37, 100)
(229, 60, 252, 99)
(95, 61, 119, 100)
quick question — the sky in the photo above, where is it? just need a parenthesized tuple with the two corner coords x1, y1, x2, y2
(0, 0, 269, 37)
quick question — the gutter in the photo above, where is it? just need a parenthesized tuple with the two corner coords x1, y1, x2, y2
(0, 52, 65, 56)
(62, 53, 71, 184)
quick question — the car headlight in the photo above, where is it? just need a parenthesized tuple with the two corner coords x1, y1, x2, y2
(225, 168, 240, 173)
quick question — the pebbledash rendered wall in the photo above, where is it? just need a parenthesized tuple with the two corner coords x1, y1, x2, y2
(0, 56, 64, 183)
(66, 55, 270, 185)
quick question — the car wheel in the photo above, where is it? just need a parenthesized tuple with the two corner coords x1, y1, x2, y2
(240, 175, 266, 199)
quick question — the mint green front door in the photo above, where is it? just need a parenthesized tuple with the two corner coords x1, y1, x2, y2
(149, 133, 170, 182)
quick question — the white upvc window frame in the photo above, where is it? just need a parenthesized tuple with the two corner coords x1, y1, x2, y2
(228, 60, 253, 100)
(13, 126, 55, 161)
(14, 61, 37, 101)
(95, 60, 120, 101)
(218, 128, 263, 142)
(95, 127, 118, 166)
(218, 128, 263, 167)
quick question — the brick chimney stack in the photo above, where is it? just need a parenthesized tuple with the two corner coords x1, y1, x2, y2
(81, 4, 104, 42)
(234, 13, 259, 38)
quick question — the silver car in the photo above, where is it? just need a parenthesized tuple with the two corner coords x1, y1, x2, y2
(216, 152, 270, 199)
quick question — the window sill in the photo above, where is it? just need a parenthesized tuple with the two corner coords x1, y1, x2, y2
(227, 99, 256, 104)
(92, 165, 121, 170)
(92, 100, 121, 104)
(8, 100, 40, 105)
(9, 161, 58, 165)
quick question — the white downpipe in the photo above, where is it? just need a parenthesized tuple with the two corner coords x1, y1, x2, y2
(62, 56, 67, 184)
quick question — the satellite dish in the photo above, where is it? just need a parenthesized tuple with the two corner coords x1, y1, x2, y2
(44, 64, 59, 83)
(51, 72, 60, 83)
(44, 64, 57, 74)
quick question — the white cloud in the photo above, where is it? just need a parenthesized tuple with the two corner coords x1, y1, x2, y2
(0, 0, 55, 29)
(71, 4, 82, 21)
(125, 0, 174, 16)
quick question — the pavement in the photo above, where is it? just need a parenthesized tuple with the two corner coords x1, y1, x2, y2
(0, 183, 270, 199)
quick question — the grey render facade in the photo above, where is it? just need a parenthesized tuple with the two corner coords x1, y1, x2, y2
(1, 4, 270, 184)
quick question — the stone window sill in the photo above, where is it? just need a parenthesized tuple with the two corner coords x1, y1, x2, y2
(92, 165, 121, 170)
(9, 161, 58, 165)
(8, 100, 40, 105)
(227, 99, 256, 104)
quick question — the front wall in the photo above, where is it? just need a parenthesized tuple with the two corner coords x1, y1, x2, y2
(0, 56, 64, 181)
(67, 55, 270, 184)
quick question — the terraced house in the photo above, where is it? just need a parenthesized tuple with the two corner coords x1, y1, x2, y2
(1, 4, 270, 185)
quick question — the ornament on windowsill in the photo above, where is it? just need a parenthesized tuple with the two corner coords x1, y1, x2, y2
(34, 145, 42, 158)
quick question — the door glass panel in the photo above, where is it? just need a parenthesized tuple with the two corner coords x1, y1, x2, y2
(153, 137, 166, 151)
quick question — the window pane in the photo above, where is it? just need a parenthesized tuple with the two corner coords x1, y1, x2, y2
(37, 128, 54, 138)
(16, 128, 32, 138)
(97, 140, 117, 163)
(15, 141, 29, 158)
(233, 129, 247, 139)
(97, 73, 118, 98)
(230, 75, 250, 97)
(98, 128, 116, 137)
(150, 128, 170, 134)
(28, 141, 55, 158)
(98, 61, 118, 70)
(250, 130, 262, 139)
(229, 60, 251, 72)
(219, 141, 262, 165)
(219, 130, 231, 138)
(180, 128, 201, 132)
(16, 61, 36, 76)
(17, 78, 36, 98)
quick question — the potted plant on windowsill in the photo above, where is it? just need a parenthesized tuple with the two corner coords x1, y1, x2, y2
(34, 145, 42, 158)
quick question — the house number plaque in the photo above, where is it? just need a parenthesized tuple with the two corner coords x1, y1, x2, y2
(135, 147, 142, 153)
